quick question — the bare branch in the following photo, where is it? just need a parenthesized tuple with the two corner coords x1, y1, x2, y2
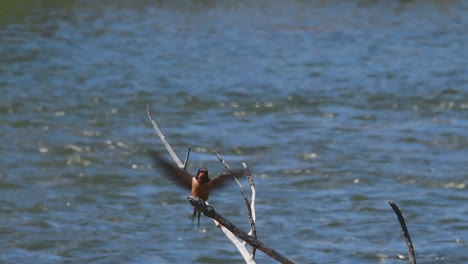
(213, 152, 257, 250)
(147, 107, 255, 263)
(215, 221, 256, 264)
(147, 105, 184, 169)
(388, 200, 416, 264)
(188, 196, 295, 264)
(187, 197, 254, 263)
(243, 162, 257, 257)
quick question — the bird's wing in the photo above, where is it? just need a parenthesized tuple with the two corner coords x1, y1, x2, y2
(149, 151, 193, 190)
(210, 171, 242, 190)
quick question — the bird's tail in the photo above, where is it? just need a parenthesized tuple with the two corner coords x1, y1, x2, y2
(192, 207, 201, 228)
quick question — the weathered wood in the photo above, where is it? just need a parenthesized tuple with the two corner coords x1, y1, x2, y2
(188, 196, 296, 264)
(148, 106, 257, 263)
(213, 152, 257, 251)
(388, 200, 416, 264)
(242, 162, 257, 258)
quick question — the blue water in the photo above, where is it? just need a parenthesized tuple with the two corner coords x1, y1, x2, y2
(1, 1, 467, 263)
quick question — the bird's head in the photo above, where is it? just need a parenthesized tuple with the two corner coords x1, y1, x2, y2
(195, 168, 209, 183)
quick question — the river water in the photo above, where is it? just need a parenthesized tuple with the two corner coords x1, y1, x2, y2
(1, 1, 467, 263)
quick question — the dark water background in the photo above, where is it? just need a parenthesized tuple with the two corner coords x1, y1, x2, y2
(1, 1, 467, 263)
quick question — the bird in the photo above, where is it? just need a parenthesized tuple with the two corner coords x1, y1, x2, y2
(149, 152, 238, 227)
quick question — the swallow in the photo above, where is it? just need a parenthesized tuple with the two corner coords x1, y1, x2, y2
(149, 152, 238, 227)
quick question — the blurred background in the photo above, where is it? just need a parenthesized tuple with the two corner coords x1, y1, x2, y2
(1, 0, 467, 263)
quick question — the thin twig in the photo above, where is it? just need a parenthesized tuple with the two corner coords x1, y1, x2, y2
(213, 152, 257, 242)
(147, 105, 184, 169)
(243, 162, 257, 257)
(212, 152, 249, 202)
(388, 200, 416, 264)
(183, 146, 191, 170)
(188, 196, 295, 264)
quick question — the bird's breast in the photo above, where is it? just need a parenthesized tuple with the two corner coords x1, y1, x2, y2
(191, 178, 211, 201)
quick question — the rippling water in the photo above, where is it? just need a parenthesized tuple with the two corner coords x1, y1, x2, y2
(1, 1, 467, 263)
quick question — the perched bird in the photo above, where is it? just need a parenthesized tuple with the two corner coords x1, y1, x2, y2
(150, 152, 237, 227)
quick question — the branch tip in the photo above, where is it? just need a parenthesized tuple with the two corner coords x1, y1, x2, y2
(388, 200, 416, 264)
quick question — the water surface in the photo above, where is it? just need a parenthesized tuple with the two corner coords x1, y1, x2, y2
(1, 1, 467, 263)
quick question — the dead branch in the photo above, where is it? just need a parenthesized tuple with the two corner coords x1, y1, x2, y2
(147, 106, 257, 263)
(188, 196, 295, 264)
(242, 162, 257, 257)
(213, 152, 257, 247)
(388, 200, 416, 264)
(215, 218, 255, 264)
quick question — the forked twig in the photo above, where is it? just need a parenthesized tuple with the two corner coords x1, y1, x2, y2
(388, 200, 416, 264)
(213, 152, 257, 246)
(147, 106, 256, 263)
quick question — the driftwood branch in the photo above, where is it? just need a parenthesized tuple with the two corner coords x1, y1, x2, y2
(213, 151, 259, 262)
(147, 106, 257, 263)
(215, 218, 255, 264)
(188, 196, 295, 264)
(388, 200, 416, 264)
(213, 152, 257, 245)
